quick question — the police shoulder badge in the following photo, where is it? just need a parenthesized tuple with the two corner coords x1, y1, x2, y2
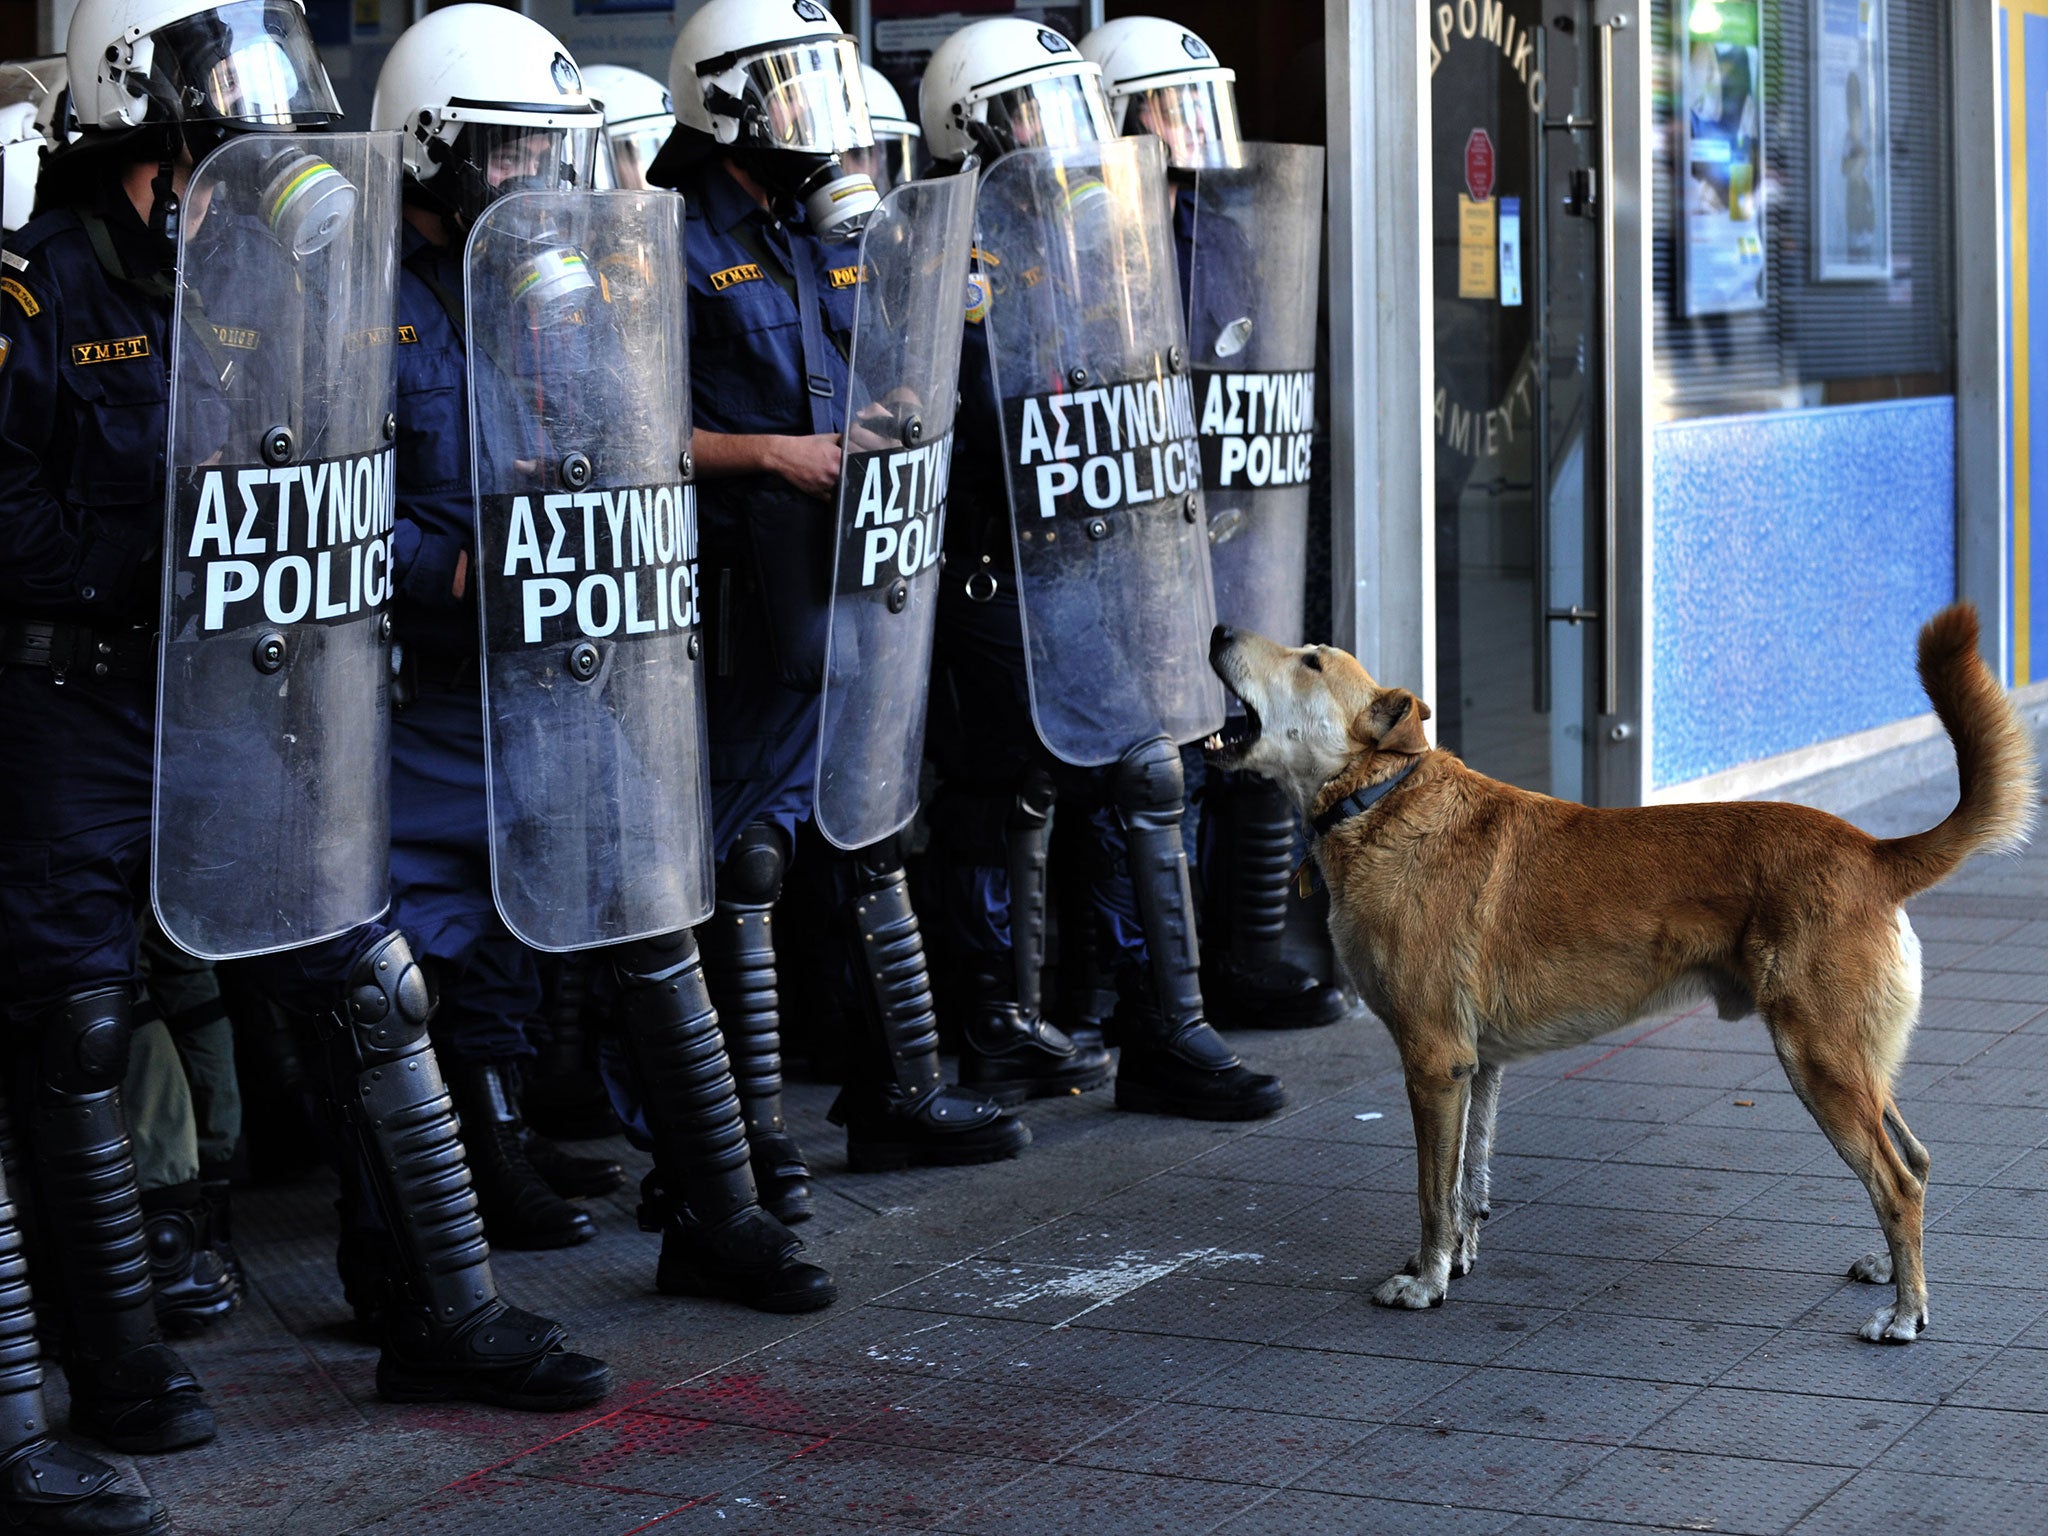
(1, 276, 39, 317)
(0, 335, 10, 370)
(70, 335, 150, 366)
(965, 273, 991, 325)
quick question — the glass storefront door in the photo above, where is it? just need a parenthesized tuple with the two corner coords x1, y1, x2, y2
(1430, 0, 1607, 800)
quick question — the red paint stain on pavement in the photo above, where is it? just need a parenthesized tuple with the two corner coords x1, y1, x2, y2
(1560, 1004, 1708, 1079)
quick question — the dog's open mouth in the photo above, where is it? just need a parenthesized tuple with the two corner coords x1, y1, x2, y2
(1203, 700, 1261, 757)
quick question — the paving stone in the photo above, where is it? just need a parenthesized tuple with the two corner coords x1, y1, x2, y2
(1630, 1386, 1925, 1468)
(343, 1474, 690, 1535)
(1480, 1203, 1719, 1264)
(1489, 1113, 1658, 1162)
(1609, 1124, 1836, 1176)
(1786, 1468, 2048, 1535)
(937, 1462, 1271, 1536)
(1576, 1261, 1847, 1329)
(1684, 1089, 1836, 1135)
(1920, 1065, 2048, 1106)
(947, 1326, 1258, 1401)
(1536, 1161, 1786, 1219)
(1871, 1404, 2048, 1482)
(1057, 1400, 1369, 1486)
(1055, 1273, 1351, 1345)
(1947, 1345, 2048, 1411)
(1296, 1423, 1615, 1512)
(1396, 1367, 1693, 1445)
(1508, 1078, 1730, 1125)
(1539, 1445, 1851, 1534)
(1792, 1274, 2048, 1346)
(1921, 969, 2048, 1002)
(1915, 997, 2048, 1033)
(1282, 1298, 1565, 1368)
(506, 1415, 813, 1500)
(1896, 1028, 2011, 1065)
(1169, 1344, 1473, 1422)
(1210, 1489, 1521, 1535)
(1491, 1311, 1775, 1386)
(1714, 1331, 2000, 1403)
(832, 1377, 1145, 1462)
(1444, 1253, 1645, 1312)
(688, 1439, 1028, 1529)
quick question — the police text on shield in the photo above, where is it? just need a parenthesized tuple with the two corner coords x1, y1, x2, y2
(489, 483, 698, 647)
(1196, 369, 1316, 491)
(840, 433, 952, 596)
(176, 450, 396, 634)
(1009, 372, 1201, 520)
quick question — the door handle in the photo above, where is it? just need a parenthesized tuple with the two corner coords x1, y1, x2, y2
(1596, 6, 1627, 718)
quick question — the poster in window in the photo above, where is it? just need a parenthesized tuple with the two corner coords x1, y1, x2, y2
(1678, 0, 1767, 316)
(1813, 0, 1890, 280)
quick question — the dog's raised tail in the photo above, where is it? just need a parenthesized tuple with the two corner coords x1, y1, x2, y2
(1879, 603, 2038, 898)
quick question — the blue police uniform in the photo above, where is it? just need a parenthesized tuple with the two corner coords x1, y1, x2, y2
(381, 224, 542, 1065)
(681, 162, 860, 858)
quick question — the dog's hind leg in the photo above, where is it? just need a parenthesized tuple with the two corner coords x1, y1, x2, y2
(1452, 1061, 1504, 1277)
(1375, 1045, 1475, 1310)
(1769, 1007, 1931, 1344)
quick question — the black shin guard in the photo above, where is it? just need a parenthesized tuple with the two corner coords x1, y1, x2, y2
(306, 932, 609, 1411)
(612, 931, 832, 1313)
(0, 1118, 167, 1534)
(31, 989, 212, 1455)
(1205, 775, 1347, 1030)
(960, 775, 1111, 1104)
(1110, 738, 1286, 1120)
(701, 823, 811, 1222)
(833, 844, 1029, 1169)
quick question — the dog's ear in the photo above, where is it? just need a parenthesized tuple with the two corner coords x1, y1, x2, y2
(1353, 690, 1432, 756)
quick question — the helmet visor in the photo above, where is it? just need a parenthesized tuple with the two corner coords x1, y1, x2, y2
(1127, 78, 1243, 170)
(737, 35, 872, 154)
(604, 116, 674, 192)
(147, 0, 341, 128)
(457, 122, 602, 194)
(984, 72, 1115, 154)
(842, 129, 921, 194)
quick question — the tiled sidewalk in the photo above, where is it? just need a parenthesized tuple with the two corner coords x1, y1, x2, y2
(104, 745, 2048, 1534)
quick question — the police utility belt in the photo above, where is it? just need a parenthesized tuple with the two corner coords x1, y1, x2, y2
(1, 617, 157, 683)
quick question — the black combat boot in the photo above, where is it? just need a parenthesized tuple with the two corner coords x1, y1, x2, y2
(0, 1135, 170, 1533)
(140, 1183, 239, 1338)
(700, 823, 814, 1225)
(830, 843, 1032, 1169)
(513, 1065, 626, 1197)
(958, 773, 1112, 1106)
(197, 1164, 242, 1289)
(29, 990, 214, 1456)
(613, 930, 834, 1314)
(305, 933, 611, 1411)
(443, 1060, 596, 1250)
(1201, 774, 1349, 1030)
(1107, 740, 1287, 1121)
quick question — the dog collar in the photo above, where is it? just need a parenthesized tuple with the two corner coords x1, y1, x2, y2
(1310, 759, 1420, 839)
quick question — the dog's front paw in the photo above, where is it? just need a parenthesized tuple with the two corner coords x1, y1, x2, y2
(1849, 1252, 1894, 1284)
(1859, 1304, 1927, 1344)
(1373, 1271, 1446, 1309)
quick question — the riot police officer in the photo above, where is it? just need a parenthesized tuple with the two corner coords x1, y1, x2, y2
(848, 64, 925, 195)
(1, 0, 608, 1448)
(1081, 17, 1348, 1034)
(920, 18, 1287, 1119)
(584, 64, 674, 193)
(371, 4, 833, 1312)
(649, 0, 1029, 1176)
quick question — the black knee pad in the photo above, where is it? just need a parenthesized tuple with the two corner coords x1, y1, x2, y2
(611, 928, 700, 989)
(37, 986, 134, 1096)
(343, 931, 433, 1057)
(719, 821, 791, 906)
(1112, 736, 1185, 823)
(1011, 768, 1056, 831)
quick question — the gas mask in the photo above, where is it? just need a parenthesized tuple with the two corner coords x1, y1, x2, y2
(733, 145, 876, 241)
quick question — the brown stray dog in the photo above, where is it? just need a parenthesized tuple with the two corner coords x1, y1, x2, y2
(1206, 605, 2036, 1343)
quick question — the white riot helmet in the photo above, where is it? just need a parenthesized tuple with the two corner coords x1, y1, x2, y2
(1080, 17, 1242, 170)
(65, 0, 341, 146)
(844, 63, 921, 193)
(583, 64, 672, 191)
(372, 5, 602, 231)
(665, 0, 877, 239)
(919, 18, 1113, 165)
(1, 102, 39, 233)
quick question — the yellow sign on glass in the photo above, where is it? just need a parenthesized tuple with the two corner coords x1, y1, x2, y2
(1458, 195, 1497, 300)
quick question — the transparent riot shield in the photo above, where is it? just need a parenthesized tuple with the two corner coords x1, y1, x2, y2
(153, 131, 401, 960)
(813, 173, 976, 850)
(978, 137, 1224, 767)
(465, 189, 712, 952)
(1186, 143, 1324, 645)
